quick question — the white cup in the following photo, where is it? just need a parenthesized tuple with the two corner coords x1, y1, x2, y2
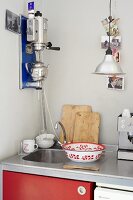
(22, 139, 38, 154)
(122, 109, 131, 118)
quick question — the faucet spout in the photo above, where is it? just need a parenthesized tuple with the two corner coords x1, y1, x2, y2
(55, 121, 67, 144)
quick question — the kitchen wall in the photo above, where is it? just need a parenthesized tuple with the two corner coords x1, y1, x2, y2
(0, 0, 44, 160)
(43, 0, 133, 144)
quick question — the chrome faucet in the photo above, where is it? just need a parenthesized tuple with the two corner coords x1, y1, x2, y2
(55, 121, 67, 144)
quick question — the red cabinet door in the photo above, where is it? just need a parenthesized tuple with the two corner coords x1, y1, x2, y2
(3, 171, 94, 200)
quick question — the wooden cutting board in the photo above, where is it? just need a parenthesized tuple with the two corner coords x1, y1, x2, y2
(59, 105, 92, 143)
(73, 111, 100, 143)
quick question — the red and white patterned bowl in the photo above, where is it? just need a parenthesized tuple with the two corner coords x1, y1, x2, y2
(62, 142, 105, 162)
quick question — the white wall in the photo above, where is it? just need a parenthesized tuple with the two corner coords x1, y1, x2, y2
(0, 0, 44, 160)
(43, 0, 133, 145)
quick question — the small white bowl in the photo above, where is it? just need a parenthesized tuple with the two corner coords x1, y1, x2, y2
(36, 139, 54, 149)
(36, 134, 55, 141)
(62, 142, 105, 162)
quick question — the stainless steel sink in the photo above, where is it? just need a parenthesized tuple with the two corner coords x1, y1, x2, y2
(23, 149, 69, 163)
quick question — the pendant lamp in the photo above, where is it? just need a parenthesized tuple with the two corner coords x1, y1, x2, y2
(94, 0, 125, 75)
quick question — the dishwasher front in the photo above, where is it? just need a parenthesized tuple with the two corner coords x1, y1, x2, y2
(94, 184, 133, 200)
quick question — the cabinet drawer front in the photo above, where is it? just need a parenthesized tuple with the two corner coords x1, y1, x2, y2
(3, 171, 94, 200)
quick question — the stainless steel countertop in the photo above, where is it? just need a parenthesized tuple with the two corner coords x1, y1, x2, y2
(1, 145, 133, 187)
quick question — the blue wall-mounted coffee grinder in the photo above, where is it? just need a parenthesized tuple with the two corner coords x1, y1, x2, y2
(20, 2, 60, 89)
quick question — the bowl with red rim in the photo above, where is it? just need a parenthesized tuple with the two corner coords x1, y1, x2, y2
(62, 142, 105, 162)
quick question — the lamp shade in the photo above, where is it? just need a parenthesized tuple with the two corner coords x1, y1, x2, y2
(94, 54, 125, 75)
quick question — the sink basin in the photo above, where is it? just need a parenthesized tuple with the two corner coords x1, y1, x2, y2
(23, 149, 69, 163)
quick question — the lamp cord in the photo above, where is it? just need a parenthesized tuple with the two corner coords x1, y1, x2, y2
(106, 0, 112, 55)
(109, 0, 111, 48)
(110, 0, 111, 18)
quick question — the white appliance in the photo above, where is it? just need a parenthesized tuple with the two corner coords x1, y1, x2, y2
(95, 184, 133, 200)
(117, 113, 133, 160)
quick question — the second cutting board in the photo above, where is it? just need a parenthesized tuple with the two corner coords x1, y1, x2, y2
(73, 111, 100, 143)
